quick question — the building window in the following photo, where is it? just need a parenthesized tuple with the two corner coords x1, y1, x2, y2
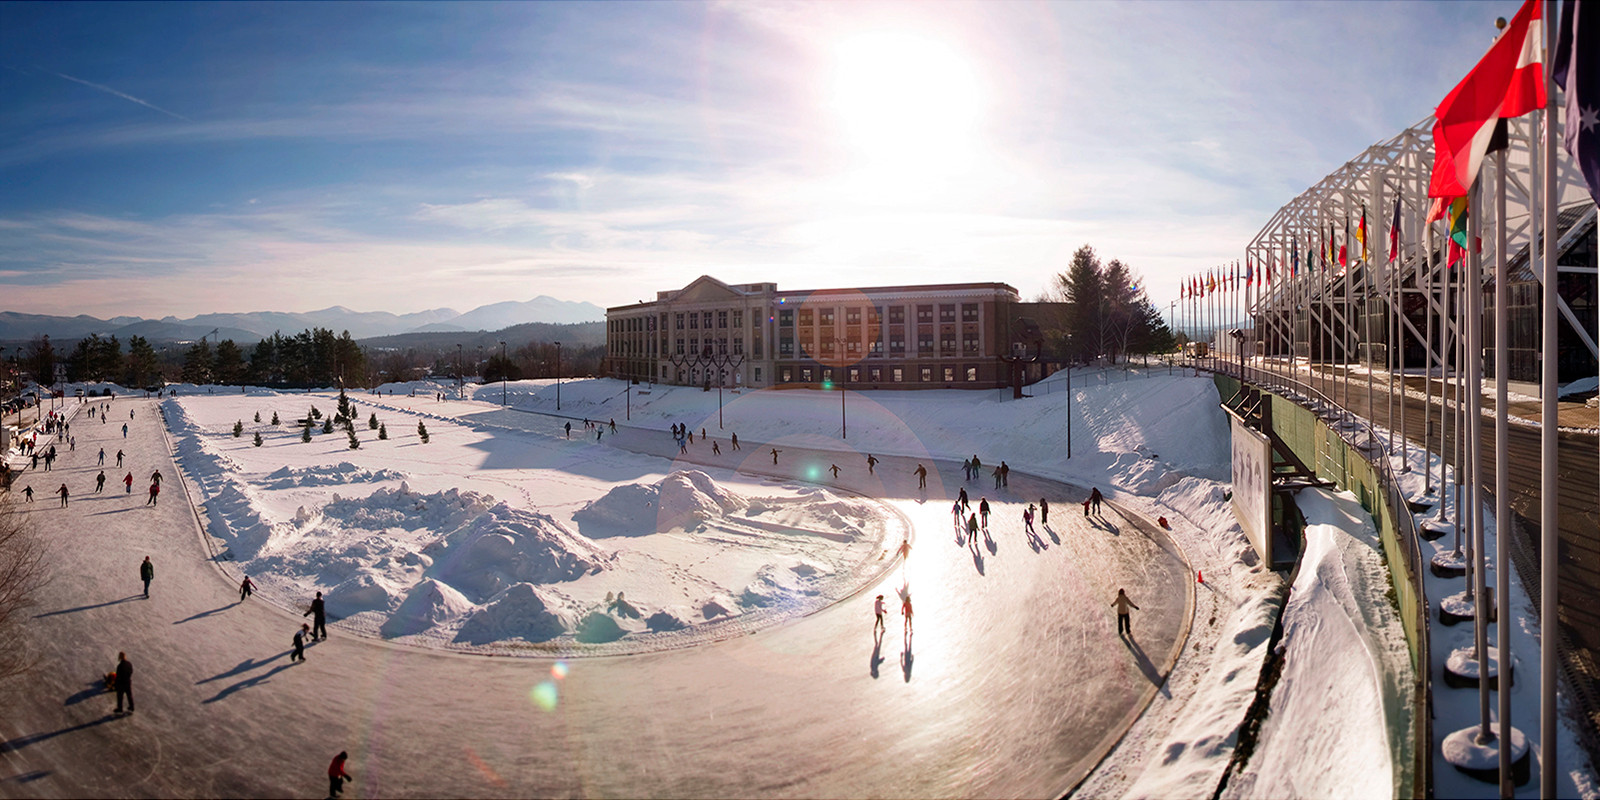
(798, 310, 813, 326)
(870, 367, 881, 382)
(870, 339, 883, 355)
(887, 335, 902, 353)
(821, 340, 836, 355)
(822, 368, 833, 383)
(917, 305, 933, 323)
(782, 368, 792, 382)
(964, 333, 980, 352)
(753, 337, 763, 358)
(779, 309, 793, 326)
(943, 367, 955, 382)
(921, 367, 933, 382)
(940, 304, 956, 323)
(802, 368, 813, 383)
(718, 337, 729, 355)
(754, 367, 763, 383)
(966, 366, 978, 381)
(703, 311, 713, 329)
(962, 303, 979, 322)
(918, 333, 934, 352)
(889, 306, 905, 324)
(846, 340, 861, 353)
(689, 314, 698, 329)
(820, 310, 835, 325)
(732, 310, 742, 328)
(780, 337, 794, 356)
(846, 307, 861, 325)
(849, 367, 860, 382)
(690, 338, 699, 354)
(733, 338, 744, 355)
(718, 311, 728, 329)
(676, 313, 685, 330)
(676, 338, 685, 355)
(941, 336, 956, 352)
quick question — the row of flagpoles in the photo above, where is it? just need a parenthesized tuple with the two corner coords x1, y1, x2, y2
(1181, 1, 1596, 796)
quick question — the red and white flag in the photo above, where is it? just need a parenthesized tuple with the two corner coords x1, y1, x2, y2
(1428, 0, 1547, 199)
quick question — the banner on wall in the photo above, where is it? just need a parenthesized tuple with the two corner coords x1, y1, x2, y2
(1230, 414, 1273, 566)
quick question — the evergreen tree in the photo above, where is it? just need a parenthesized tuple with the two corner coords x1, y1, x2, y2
(347, 428, 360, 449)
(310, 406, 321, 420)
(213, 340, 246, 385)
(1056, 245, 1105, 364)
(337, 388, 352, 420)
(26, 335, 56, 386)
(418, 421, 429, 443)
(378, 423, 388, 440)
(253, 431, 264, 447)
(270, 411, 280, 425)
(302, 425, 313, 443)
(233, 420, 244, 438)
(322, 418, 334, 434)
(368, 412, 379, 430)
(254, 411, 261, 423)
(181, 339, 215, 385)
(124, 336, 159, 389)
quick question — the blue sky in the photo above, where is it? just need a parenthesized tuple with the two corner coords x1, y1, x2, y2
(0, 1, 1502, 318)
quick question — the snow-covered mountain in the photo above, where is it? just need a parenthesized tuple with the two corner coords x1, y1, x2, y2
(0, 296, 603, 342)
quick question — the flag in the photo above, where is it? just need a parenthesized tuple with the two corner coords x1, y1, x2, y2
(1388, 194, 1402, 260)
(1446, 196, 1469, 267)
(1553, 0, 1600, 207)
(1357, 205, 1369, 262)
(1338, 218, 1348, 269)
(1246, 258, 1254, 286)
(1207, 270, 1216, 293)
(1292, 240, 1300, 275)
(1429, 0, 1547, 199)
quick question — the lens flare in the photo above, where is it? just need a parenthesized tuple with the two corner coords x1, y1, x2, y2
(551, 661, 569, 680)
(530, 680, 559, 711)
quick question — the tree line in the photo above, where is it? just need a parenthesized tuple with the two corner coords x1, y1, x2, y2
(1040, 245, 1174, 364)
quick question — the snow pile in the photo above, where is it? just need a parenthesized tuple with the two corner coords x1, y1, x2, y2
(1220, 489, 1411, 800)
(262, 462, 405, 489)
(574, 470, 748, 535)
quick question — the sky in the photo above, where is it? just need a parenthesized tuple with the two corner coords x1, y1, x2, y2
(0, 1, 1507, 319)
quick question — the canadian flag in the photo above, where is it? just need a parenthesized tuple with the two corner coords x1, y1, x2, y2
(1428, 0, 1547, 199)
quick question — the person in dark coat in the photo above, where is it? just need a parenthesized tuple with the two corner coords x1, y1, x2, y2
(96, 471, 106, 493)
(240, 575, 256, 602)
(291, 624, 308, 662)
(56, 483, 69, 508)
(305, 591, 327, 640)
(978, 497, 990, 529)
(328, 751, 353, 798)
(1090, 487, 1104, 514)
(140, 556, 154, 598)
(1113, 588, 1141, 635)
(114, 651, 134, 713)
(1040, 498, 1049, 525)
(913, 463, 927, 489)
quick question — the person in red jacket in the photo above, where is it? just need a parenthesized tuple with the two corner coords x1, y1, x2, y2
(328, 751, 352, 798)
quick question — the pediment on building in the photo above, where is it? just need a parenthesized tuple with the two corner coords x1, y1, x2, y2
(675, 275, 743, 304)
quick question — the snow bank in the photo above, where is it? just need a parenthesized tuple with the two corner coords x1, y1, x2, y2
(574, 470, 748, 535)
(262, 462, 405, 489)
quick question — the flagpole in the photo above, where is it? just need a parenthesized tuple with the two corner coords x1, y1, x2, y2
(1493, 138, 1515, 798)
(1424, 220, 1438, 499)
(1467, 175, 1491, 748)
(1538, 1, 1559, 791)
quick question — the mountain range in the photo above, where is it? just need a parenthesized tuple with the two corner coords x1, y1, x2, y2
(0, 296, 605, 344)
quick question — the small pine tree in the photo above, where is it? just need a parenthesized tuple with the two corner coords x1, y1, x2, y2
(311, 406, 322, 420)
(347, 428, 360, 450)
(254, 411, 261, 423)
(418, 421, 430, 443)
(253, 431, 264, 447)
(337, 388, 352, 421)
(271, 411, 280, 425)
(233, 420, 244, 438)
(378, 423, 388, 440)
(322, 418, 334, 434)
(302, 425, 313, 443)
(368, 412, 379, 430)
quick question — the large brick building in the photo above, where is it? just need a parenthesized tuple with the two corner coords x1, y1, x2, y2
(605, 276, 1050, 390)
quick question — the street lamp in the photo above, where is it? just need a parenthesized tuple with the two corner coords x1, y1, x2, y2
(499, 341, 507, 407)
(702, 345, 744, 430)
(456, 344, 464, 400)
(554, 341, 562, 411)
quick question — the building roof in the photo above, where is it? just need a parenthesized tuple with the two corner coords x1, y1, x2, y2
(607, 277, 1021, 312)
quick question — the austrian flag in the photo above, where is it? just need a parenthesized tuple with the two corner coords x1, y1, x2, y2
(1429, 0, 1547, 199)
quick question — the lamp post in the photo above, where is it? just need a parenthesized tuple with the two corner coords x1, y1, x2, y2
(456, 343, 463, 400)
(702, 345, 744, 430)
(554, 341, 561, 411)
(499, 341, 507, 407)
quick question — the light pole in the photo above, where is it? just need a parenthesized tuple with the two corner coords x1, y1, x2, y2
(499, 341, 507, 407)
(456, 344, 463, 400)
(554, 342, 562, 411)
(703, 345, 744, 430)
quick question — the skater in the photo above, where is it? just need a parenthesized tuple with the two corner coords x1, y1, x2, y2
(677, 434, 687, 454)
(1113, 588, 1140, 635)
(992, 465, 1002, 490)
(123, 472, 134, 493)
(687, 430, 693, 445)
(122, 423, 128, 438)
(952, 500, 964, 527)
(113, 652, 134, 713)
(901, 593, 913, 634)
(978, 497, 990, 530)
(896, 537, 911, 560)
(596, 427, 603, 442)
(700, 427, 706, 440)
(770, 448, 781, 465)
(95, 471, 106, 493)
(146, 481, 159, 506)
(56, 483, 69, 508)
(1024, 504, 1036, 534)
(1082, 497, 1091, 517)
(1090, 487, 1104, 514)
(957, 487, 969, 511)
(98, 447, 105, 466)
(828, 463, 841, 480)
(913, 463, 927, 489)
(711, 441, 721, 456)
(305, 591, 327, 640)
(291, 624, 309, 662)
(150, 470, 162, 487)
(565, 421, 571, 439)
(240, 575, 256, 602)
(999, 461, 1010, 487)
(961, 457, 972, 480)
(21, 485, 32, 502)
(730, 432, 739, 450)
(1040, 498, 1049, 525)
(328, 751, 353, 798)
(970, 455, 982, 479)
(140, 556, 153, 598)
(116, 449, 124, 467)
(966, 513, 980, 548)
(866, 454, 879, 474)
(609, 418, 616, 433)
(873, 594, 886, 634)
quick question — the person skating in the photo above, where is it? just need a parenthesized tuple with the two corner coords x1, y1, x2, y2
(957, 487, 969, 512)
(240, 575, 256, 602)
(1113, 588, 1140, 635)
(1024, 504, 1036, 535)
(687, 430, 693, 445)
(999, 461, 1010, 488)
(564, 421, 571, 439)
(123, 471, 133, 493)
(328, 751, 353, 798)
(966, 513, 980, 549)
(291, 624, 309, 662)
(596, 427, 603, 442)
(95, 471, 106, 493)
(116, 449, 124, 467)
(305, 591, 327, 640)
(150, 470, 162, 488)
(828, 464, 841, 480)
(961, 458, 972, 480)
(951, 500, 964, 527)
(21, 485, 32, 502)
(1090, 487, 1104, 515)
(913, 463, 927, 489)
(970, 455, 982, 479)
(677, 434, 687, 454)
(730, 432, 739, 450)
(146, 481, 159, 506)
(122, 423, 128, 438)
(873, 594, 886, 634)
(1040, 498, 1049, 525)
(140, 556, 153, 598)
(113, 652, 134, 713)
(770, 448, 781, 465)
(56, 483, 69, 508)
(978, 497, 990, 530)
(901, 593, 913, 634)
(1082, 497, 1091, 517)
(98, 447, 105, 466)
(609, 418, 616, 433)
(866, 454, 879, 474)
(896, 537, 911, 560)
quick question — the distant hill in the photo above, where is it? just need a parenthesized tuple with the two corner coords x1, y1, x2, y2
(359, 321, 604, 351)
(0, 295, 603, 344)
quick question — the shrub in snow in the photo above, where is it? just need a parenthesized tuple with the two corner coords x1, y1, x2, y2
(270, 411, 280, 425)
(254, 411, 261, 423)
(232, 420, 243, 437)
(347, 429, 360, 449)
(369, 412, 379, 430)
(322, 419, 334, 434)
(253, 431, 263, 447)
(417, 421, 429, 443)
(378, 423, 388, 440)
(302, 425, 313, 443)
(310, 405, 321, 420)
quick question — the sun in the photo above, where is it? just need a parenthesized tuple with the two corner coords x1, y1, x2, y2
(827, 31, 983, 182)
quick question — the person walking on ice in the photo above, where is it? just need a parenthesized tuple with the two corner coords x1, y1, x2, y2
(711, 441, 721, 455)
(957, 487, 969, 512)
(1113, 588, 1140, 635)
(896, 537, 911, 561)
(328, 751, 353, 798)
(873, 594, 887, 635)
(770, 448, 781, 465)
(913, 463, 927, 489)
(730, 432, 739, 450)
(1040, 498, 1049, 525)
(122, 423, 128, 438)
(140, 556, 154, 598)
(901, 593, 913, 635)
(22, 485, 32, 502)
(828, 464, 841, 480)
(966, 513, 980, 549)
(1090, 487, 1104, 515)
(565, 421, 571, 439)
(978, 497, 990, 530)
(98, 447, 105, 466)
(146, 481, 159, 506)
(95, 471, 106, 493)
(866, 454, 879, 474)
(239, 575, 256, 602)
(306, 591, 327, 640)
(1024, 504, 1036, 535)
(123, 472, 133, 494)
(113, 652, 134, 714)
(116, 449, 124, 467)
(291, 624, 309, 662)
(56, 483, 69, 508)
(952, 500, 964, 528)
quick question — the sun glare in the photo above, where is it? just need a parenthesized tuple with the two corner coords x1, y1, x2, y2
(828, 32, 983, 187)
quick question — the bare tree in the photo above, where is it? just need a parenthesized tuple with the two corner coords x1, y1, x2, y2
(0, 495, 48, 692)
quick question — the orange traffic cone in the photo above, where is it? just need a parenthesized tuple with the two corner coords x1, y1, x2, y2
(1197, 570, 1204, 584)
